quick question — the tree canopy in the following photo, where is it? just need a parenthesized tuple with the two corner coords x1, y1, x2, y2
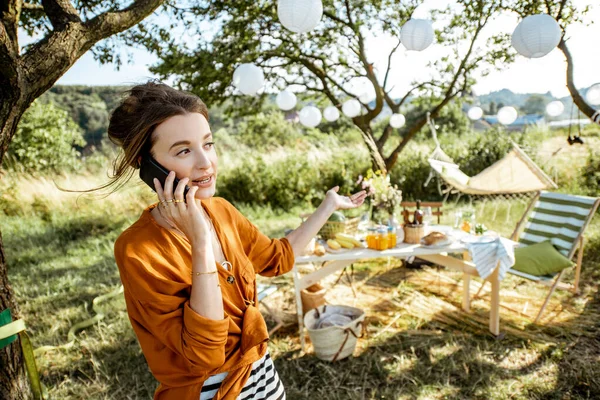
(136, 0, 588, 172)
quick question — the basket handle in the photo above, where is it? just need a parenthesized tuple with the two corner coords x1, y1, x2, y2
(313, 304, 327, 319)
(331, 320, 364, 362)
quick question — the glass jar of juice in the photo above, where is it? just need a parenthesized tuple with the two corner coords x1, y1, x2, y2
(376, 227, 389, 250)
(387, 225, 397, 248)
(366, 228, 377, 249)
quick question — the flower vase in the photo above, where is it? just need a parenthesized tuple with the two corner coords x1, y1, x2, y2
(371, 207, 388, 226)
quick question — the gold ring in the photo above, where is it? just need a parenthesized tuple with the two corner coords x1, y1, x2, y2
(164, 199, 175, 203)
(174, 199, 185, 203)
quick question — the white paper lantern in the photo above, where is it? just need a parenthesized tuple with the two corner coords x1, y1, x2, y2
(232, 63, 264, 95)
(342, 99, 361, 118)
(497, 106, 518, 125)
(400, 19, 434, 51)
(586, 83, 600, 105)
(545, 100, 564, 117)
(323, 106, 340, 122)
(276, 90, 297, 111)
(511, 14, 561, 58)
(389, 113, 406, 128)
(299, 106, 322, 128)
(277, 0, 323, 34)
(467, 106, 484, 121)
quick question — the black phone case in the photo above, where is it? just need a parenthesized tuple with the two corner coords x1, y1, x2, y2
(139, 156, 189, 200)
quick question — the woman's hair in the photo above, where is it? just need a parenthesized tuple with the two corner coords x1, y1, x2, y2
(73, 81, 209, 196)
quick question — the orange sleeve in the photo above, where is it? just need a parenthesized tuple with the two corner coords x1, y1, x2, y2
(115, 235, 230, 373)
(221, 199, 295, 277)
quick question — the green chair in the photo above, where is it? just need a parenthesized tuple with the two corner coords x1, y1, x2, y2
(0, 309, 44, 400)
(507, 191, 600, 322)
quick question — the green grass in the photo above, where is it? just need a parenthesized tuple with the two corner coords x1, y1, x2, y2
(2, 136, 600, 399)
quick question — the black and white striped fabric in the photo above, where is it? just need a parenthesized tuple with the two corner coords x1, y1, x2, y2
(199, 352, 285, 400)
(519, 191, 598, 257)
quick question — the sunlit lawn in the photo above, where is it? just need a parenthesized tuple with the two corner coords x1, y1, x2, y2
(2, 155, 600, 399)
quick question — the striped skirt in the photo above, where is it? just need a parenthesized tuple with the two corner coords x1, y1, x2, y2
(199, 352, 285, 400)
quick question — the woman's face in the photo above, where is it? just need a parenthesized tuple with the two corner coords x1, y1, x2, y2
(150, 112, 217, 200)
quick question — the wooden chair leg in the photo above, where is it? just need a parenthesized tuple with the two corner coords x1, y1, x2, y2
(573, 236, 584, 294)
(534, 269, 566, 323)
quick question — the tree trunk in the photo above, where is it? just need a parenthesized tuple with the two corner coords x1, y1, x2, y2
(0, 230, 31, 400)
(357, 124, 387, 174)
(0, 0, 166, 395)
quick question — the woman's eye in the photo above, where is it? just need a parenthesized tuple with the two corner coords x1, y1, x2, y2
(177, 149, 190, 155)
(205, 141, 215, 149)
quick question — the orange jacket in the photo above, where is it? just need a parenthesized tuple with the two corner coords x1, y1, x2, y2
(113, 197, 295, 399)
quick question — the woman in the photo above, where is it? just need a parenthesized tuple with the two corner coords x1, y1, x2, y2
(110, 81, 366, 400)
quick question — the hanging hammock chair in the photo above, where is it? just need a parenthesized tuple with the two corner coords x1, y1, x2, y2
(424, 113, 557, 202)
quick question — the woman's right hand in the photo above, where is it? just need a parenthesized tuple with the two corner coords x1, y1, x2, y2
(153, 171, 211, 247)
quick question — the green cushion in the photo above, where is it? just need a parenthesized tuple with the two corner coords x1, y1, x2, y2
(512, 240, 574, 276)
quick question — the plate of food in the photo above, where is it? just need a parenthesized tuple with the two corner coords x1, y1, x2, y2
(420, 231, 454, 248)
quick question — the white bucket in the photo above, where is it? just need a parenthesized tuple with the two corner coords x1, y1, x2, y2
(304, 304, 365, 362)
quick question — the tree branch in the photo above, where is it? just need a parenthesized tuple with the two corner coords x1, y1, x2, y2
(23, 3, 44, 11)
(1, 0, 21, 55)
(383, 39, 401, 90)
(85, 0, 163, 41)
(558, 37, 599, 124)
(20, 0, 165, 102)
(385, 16, 486, 170)
(377, 81, 437, 149)
(41, 0, 81, 29)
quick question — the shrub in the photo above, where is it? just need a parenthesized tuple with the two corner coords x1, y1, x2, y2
(580, 149, 600, 196)
(217, 148, 369, 210)
(4, 100, 86, 174)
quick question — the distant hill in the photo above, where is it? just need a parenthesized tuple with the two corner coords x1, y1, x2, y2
(476, 86, 595, 118)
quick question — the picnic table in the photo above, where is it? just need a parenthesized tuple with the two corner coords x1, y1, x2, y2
(293, 226, 514, 352)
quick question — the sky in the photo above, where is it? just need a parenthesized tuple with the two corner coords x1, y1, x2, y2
(50, 0, 600, 98)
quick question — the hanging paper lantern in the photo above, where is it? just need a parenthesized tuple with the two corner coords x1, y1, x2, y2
(497, 106, 518, 125)
(323, 106, 340, 122)
(299, 106, 322, 128)
(389, 113, 406, 128)
(585, 83, 600, 105)
(400, 19, 434, 51)
(342, 99, 361, 118)
(511, 14, 561, 58)
(277, 0, 323, 34)
(545, 100, 564, 117)
(467, 106, 484, 121)
(276, 90, 297, 111)
(232, 63, 264, 95)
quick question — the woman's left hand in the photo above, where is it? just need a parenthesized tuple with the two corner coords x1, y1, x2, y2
(325, 186, 367, 210)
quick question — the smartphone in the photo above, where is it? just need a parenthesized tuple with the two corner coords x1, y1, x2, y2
(139, 156, 189, 200)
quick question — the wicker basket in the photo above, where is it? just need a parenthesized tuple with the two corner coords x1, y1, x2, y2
(304, 304, 365, 362)
(318, 216, 361, 240)
(300, 283, 327, 315)
(403, 224, 425, 244)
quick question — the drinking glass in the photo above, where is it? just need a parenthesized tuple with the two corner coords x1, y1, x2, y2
(422, 206, 433, 234)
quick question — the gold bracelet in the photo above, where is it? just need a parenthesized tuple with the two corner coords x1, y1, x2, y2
(191, 270, 218, 276)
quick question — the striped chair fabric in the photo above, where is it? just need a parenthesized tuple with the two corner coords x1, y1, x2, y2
(518, 191, 598, 258)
